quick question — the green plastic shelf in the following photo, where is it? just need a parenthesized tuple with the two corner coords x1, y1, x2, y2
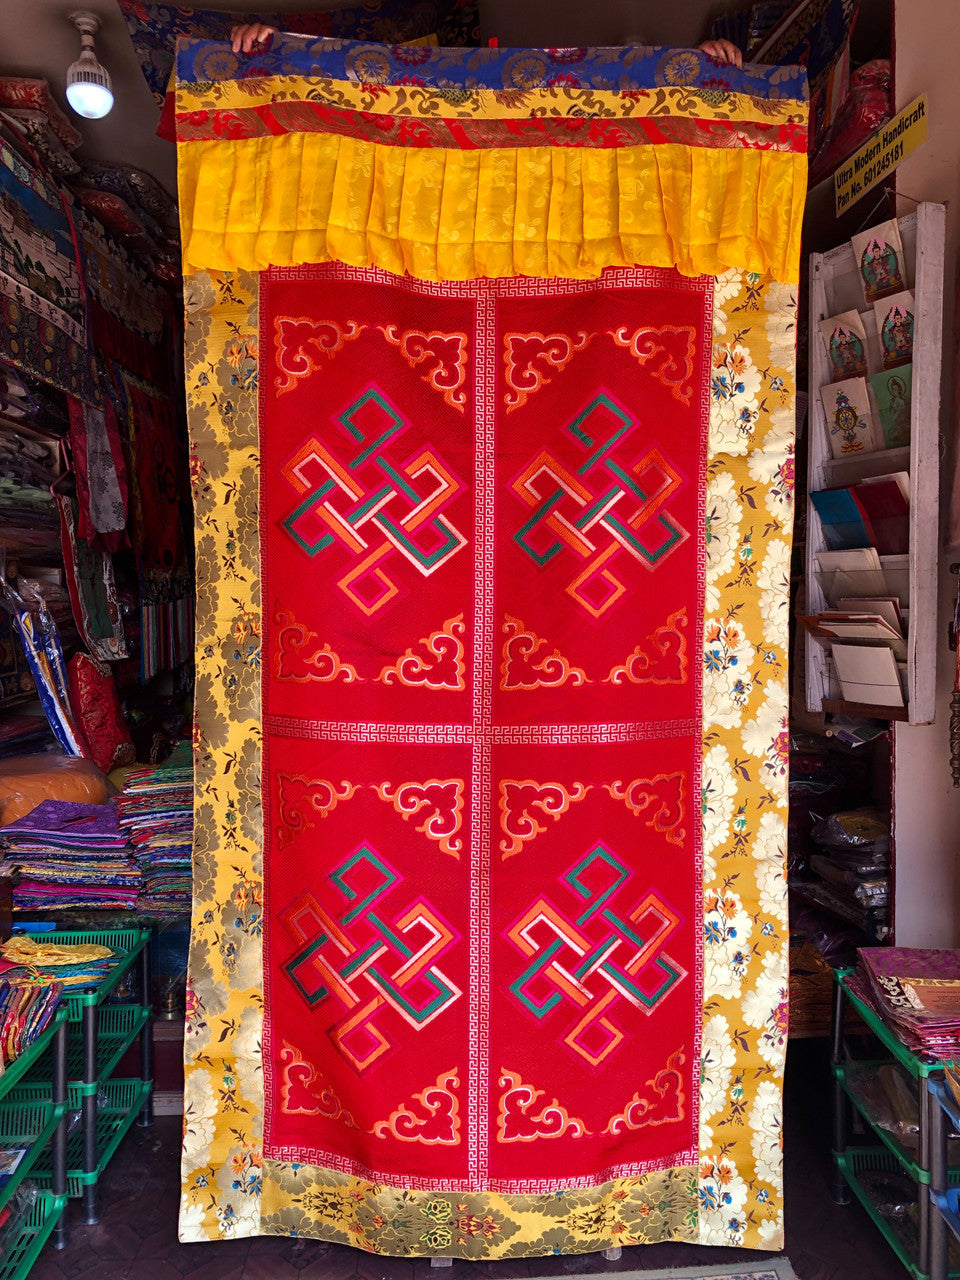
(16, 929, 150, 1008)
(0, 1008, 68, 1107)
(30, 1003, 149, 1088)
(19, 1077, 151, 1199)
(0, 1190, 67, 1280)
(0, 1094, 65, 1215)
(834, 1058, 945, 1183)
(836, 1147, 960, 1280)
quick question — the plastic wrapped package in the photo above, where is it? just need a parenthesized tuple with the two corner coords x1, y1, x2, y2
(811, 806, 891, 855)
(0, 1179, 38, 1247)
(0, 753, 112, 825)
(67, 653, 136, 775)
(810, 60, 893, 187)
(845, 1060, 919, 1154)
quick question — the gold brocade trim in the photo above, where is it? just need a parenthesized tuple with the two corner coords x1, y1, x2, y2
(177, 76, 807, 125)
(178, 135, 806, 282)
(259, 1160, 698, 1256)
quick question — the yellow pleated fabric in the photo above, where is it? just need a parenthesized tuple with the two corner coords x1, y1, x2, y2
(178, 132, 806, 283)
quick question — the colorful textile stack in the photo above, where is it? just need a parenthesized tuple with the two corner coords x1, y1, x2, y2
(0, 799, 139, 910)
(0, 936, 115, 991)
(0, 978, 62, 1065)
(117, 748, 193, 912)
(849, 947, 960, 1060)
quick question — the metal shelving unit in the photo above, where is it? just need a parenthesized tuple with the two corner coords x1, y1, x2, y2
(831, 969, 960, 1279)
(926, 1077, 960, 1280)
(5, 928, 153, 1226)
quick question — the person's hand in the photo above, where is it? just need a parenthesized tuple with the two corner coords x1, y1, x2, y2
(697, 38, 742, 67)
(230, 23, 277, 54)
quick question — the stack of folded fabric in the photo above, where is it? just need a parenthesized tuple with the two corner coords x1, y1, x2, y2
(0, 977, 63, 1065)
(0, 935, 116, 992)
(0, 799, 140, 910)
(849, 946, 960, 1060)
(117, 749, 193, 913)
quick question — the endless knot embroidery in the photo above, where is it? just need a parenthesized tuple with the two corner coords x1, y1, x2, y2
(281, 846, 462, 1073)
(280, 386, 467, 616)
(510, 392, 689, 617)
(506, 844, 686, 1066)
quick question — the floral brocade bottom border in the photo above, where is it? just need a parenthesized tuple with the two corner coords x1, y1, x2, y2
(259, 1161, 697, 1257)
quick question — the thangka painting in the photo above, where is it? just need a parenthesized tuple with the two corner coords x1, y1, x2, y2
(175, 34, 807, 1259)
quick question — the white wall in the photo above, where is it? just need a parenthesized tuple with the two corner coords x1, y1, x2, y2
(892, 0, 960, 945)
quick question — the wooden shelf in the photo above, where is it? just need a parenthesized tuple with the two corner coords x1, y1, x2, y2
(821, 698, 910, 722)
(804, 203, 946, 726)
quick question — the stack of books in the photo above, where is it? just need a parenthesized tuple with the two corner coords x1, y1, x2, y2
(117, 752, 193, 914)
(0, 799, 140, 910)
(848, 947, 960, 1060)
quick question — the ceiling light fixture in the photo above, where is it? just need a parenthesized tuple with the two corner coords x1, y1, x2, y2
(65, 10, 114, 119)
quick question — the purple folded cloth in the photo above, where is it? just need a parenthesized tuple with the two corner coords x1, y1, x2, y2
(1, 799, 125, 844)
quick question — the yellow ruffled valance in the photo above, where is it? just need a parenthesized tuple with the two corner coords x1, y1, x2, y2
(178, 132, 807, 283)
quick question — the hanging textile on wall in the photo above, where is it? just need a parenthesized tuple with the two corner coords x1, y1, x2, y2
(118, 373, 193, 681)
(0, 124, 97, 405)
(54, 487, 127, 663)
(78, 207, 171, 385)
(66, 397, 128, 554)
(753, 0, 859, 145)
(176, 36, 807, 1258)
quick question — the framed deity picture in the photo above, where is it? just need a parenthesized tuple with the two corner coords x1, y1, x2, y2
(873, 290, 915, 369)
(851, 219, 907, 304)
(819, 309, 869, 380)
(869, 366, 913, 447)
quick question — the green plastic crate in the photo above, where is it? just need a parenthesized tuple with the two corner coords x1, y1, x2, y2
(0, 1094, 65, 1214)
(0, 1009, 67, 1107)
(30, 1003, 150, 1088)
(20, 1077, 152, 1198)
(0, 1190, 66, 1280)
(836, 1146, 960, 1280)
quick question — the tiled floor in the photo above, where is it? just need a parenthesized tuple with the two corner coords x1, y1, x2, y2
(30, 1039, 908, 1280)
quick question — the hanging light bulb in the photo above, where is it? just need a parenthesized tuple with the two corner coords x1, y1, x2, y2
(65, 11, 114, 119)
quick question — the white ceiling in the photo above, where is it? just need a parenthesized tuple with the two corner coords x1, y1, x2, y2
(0, 0, 723, 198)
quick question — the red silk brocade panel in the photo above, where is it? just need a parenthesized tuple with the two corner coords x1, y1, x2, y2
(259, 265, 710, 1194)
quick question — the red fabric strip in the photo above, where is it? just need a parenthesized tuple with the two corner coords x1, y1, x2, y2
(176, 98, 807, 152)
